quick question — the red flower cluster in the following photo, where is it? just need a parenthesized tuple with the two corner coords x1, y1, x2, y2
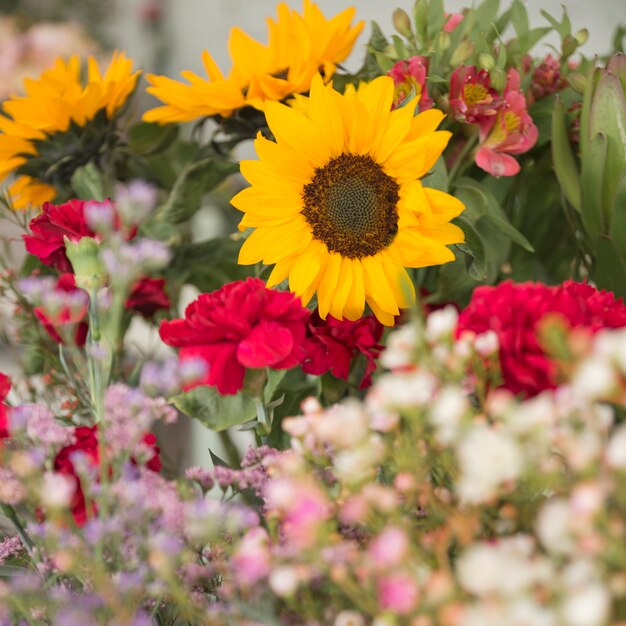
(302, 313, 384, 389)
(449, 66, 538, 177)
(388, 56, 433, 111)
(530, 54, 567, 102)
(126, 277, 171, 318)
(457, 280, 626, 397)
(0, 373, 11, 440)
(160, 278, 310, 395)
(53, 425, 160, 527)
(23, 200, 119, 272)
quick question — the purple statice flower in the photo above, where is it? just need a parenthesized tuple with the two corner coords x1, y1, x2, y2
(13, 404, 74, 448)
(84, 200, 116, 234)
(0, 535, 24, 564)
(115, 180, 159, 224)
(103, 384, 176, 459)
(185, 466, 215, 492)
(16, 276, 57, 304)
(241, 445, 279, 468)
(140, 358, 181, 398)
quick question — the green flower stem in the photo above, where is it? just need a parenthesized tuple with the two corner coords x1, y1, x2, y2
(0, 504, 35, 555)
(449, 133, 479, 186)
(255, 398, 270, 446)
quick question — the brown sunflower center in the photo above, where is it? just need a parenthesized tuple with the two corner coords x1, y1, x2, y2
(302, 154, 400, 259)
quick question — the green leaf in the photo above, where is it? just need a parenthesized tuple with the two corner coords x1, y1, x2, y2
(609, 174, 626, 254)
(580, 132, 608, 243)
(510, 0, 530, 47)
(456, 217, 488, 281)
(128, 122, 179, 156)
(483, 213, 535, 252)
(0, 565, 29, 578)
(589, 72, 626, 224)
(551, 97, 581, 210)
(593, 235, 626, 299)
(359, 21, 389, 80)
(172, 386, 257, 432)
(265, 368, 287, 403)
(70, 162, 108, 201)
(160, 156, 238, 223)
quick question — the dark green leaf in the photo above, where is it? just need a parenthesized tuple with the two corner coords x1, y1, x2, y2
(70, 162, 108, 201)
(594, 235, 626, 299)
(160, 156, 238, 223)
(551, 97, 581, 210)
(128, 122, 179, 156)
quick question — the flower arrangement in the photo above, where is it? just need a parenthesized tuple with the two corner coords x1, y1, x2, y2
(0, 0, 624, 624)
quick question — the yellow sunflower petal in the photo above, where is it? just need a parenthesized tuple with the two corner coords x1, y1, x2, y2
(316, 252, 343, 319)
(289, 238, 328, 304)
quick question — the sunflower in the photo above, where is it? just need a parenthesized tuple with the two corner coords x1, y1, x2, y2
(231, 75, 465, 326)
(143, 0, 363, 123)
(0, 52, 140, 209)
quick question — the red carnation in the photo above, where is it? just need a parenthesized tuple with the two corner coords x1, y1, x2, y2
(126, 277, 171, 318)
(0, 373, 11, 440)
(23, 200, 105, 272)
(159, 277, 310, 395)
(53, 425, 160, 527)
(33, 273, 89, 346)
(302, 312, 384, 389)
(457, 280, 626, 397)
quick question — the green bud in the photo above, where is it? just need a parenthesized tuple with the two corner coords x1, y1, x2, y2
(490, 68, 507, 92)
(561, 34, 578, 58)
(574, 28, 589, 45)
(437, 31, 451, 52)
(64, 237, 106, 291)
(393, 8, 412, 38)
(478, 52, 495, 71)
(568, 72, 587, 94)
(450, 40, 475, 66)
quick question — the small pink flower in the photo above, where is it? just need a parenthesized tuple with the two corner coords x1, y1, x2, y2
(443, 12, 464, 32)
(449, 65, 501, 124)
(388, 56, 434, 111)
(231, 528, 271, 586)
(531, 54, 566, 101)
(369, 526, 409, 569)
(475, 69, 538, 177)
(377, 572, 419, 614)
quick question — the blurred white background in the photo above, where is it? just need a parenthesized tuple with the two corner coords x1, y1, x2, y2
(114, 0, 624, 75)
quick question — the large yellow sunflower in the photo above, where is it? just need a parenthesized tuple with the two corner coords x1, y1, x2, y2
(143, 0, 363, 123)
(231, 75, 465, 326)
(0, 51, 140, 209)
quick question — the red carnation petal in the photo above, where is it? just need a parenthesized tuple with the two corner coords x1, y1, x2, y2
(237, 320, 294, 369)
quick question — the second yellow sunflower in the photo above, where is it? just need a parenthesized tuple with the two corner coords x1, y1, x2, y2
(231, 75, 465, 326)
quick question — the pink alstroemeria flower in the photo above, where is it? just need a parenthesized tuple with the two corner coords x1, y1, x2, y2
(449, 65, 501, 124)
(475, 69, 538, 177)
(388, 56, 434, 111)
(443, 12, 464, 32)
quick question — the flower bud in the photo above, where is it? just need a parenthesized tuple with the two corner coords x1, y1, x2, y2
(437, 31, 451, 52)
(478, 52, 495, 71)
(490, 68, 507, 92)
(64, 236, 107, 291)
(568, 72, 587, 94)
(392, 8, 412, 38)
(561, 34, 578, 58)
(575, 28, 589, 45)
(450, 39, 475, 66)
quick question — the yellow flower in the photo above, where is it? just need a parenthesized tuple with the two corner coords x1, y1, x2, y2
(231, 75, 465, 326)
(0, 51, 140, 209)
(143, 0, 363, 123)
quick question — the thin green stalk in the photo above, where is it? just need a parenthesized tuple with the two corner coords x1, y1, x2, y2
(255, 398, 270, 446)
(449, 133, 479, 186)
(0, 504, 34, 553)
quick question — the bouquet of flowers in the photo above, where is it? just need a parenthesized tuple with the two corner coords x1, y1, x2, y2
(0, 0, 625, 624)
